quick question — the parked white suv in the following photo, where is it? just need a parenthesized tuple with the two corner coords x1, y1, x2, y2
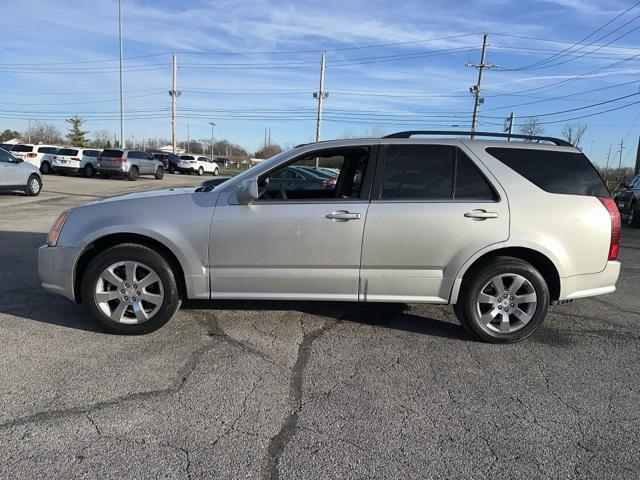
(177, 155, 219, 176)
(10, 144, 59, 174)
(0, 147, 42, 196)
(38, 131, 620, 342)
(52, 148, 101, 177)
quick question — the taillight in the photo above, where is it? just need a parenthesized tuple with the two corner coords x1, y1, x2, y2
(27, 153, 37, 158)
(71, 157, 80, 161)
(599, 197, 621, 261)
(114, 157, 125, 163)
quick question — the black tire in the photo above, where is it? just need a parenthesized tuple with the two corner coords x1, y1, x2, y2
(24, 174, 42, 196)
(83, 164, 94, 178)
(454, 256, 550, 343)
(197, 167, 204, 176)
(127, 166, 139, 181)
(154, 167, 164, 180)
(81, 243, 181, 334)
(40, 161, 51, 174)
(628, 202, 640, 228)
(213, 168, 219, 176)
(169, 165, 176, 174)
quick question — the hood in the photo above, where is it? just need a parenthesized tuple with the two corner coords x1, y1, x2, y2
(86, 186, 198, 206)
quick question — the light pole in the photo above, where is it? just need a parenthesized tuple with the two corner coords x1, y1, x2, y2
(118, 0, 124, 148)
(209, 121, 216, 159)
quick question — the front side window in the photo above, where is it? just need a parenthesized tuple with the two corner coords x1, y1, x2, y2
(0, 149, 14, 163)
(258, 146, 369, 201)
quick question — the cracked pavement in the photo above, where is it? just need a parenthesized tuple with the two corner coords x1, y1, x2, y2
(1, 175, 639, 479)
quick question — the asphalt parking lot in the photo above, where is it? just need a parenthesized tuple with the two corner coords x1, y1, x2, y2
(1, 174, 639, 479)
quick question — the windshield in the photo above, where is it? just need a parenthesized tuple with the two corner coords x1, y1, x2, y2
(220, 149, 295, 190)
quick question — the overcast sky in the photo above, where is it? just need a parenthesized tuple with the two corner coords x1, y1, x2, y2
(2, 0, 640, 163)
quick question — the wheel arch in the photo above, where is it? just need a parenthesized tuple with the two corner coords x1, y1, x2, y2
(73, 233, 187, 303)
(450, 246, 561, 304)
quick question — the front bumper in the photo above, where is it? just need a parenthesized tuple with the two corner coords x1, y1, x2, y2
(560, 261, 621, 300)
(37, 245, 81, 302)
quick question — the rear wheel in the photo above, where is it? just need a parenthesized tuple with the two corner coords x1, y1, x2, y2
(154, 167, 164, 180)
(81, 244, 181, 334)
(83, 164, 94, 178)
(127, 166, 139, 181)
(24, 174, 42, 196)
(169, 164, 176, 174)
(40, 161, 51, 174)
(454, 257, 549, 343)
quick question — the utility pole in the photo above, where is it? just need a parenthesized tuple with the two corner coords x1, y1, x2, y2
(314, 50, 328, 142)
(617, 138, 625, 183)
(264, 128, 267, 148)
(28, 119, 31, 144)
(187, 123, 190, 154)
(118, 0, 124, 149)
(604, 144, 612, 183)
(268, 128, 271, 147)
(209, 121, 215, 159)
(504, 113, 515, 141)
(634, 136, 640, 176)
(466, 34, 497, 136)
(169, 53, 180, 154)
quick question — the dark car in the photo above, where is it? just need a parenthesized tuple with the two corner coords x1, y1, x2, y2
(151, 152, 180, 173)
(614, 175, 640, 226)
(263, 166, 337, 197)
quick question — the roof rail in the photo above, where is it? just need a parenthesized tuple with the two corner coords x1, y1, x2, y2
(382, 130, 572, 147)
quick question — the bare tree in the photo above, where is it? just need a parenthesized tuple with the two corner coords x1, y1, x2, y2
(561, 122, 588, 148)
(90, 129, 111, 148)
(255, 144, 282, 159)
(27, 122, 63, 145)
(519, 117, 544, 141)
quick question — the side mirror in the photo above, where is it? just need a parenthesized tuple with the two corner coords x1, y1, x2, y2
(236, 178, 259, 204)
(12, 156, 23, 164)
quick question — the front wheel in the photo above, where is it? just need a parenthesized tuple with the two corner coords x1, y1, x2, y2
(24, 174, 42, 196)
(81, 244, 181, 334)
(83, 164, 94, 178)
(213, 168, 219, 176)
(197, 167, 204, 176)
(40, 162, 51, 174)
(454, 257, 550, 343)
(169, 165, 176, 174)
(154, 167, 164, 180)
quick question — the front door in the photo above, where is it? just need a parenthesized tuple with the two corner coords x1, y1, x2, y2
(360, 142, 509, 303)
(0, 150, 23, 186)
(209, 145, 374, 300)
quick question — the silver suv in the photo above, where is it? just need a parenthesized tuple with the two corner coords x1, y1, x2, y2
(97, 149, 164, 181)
(38, 131, 621, 343)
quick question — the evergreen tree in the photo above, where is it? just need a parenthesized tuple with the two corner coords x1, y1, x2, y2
(65, 115, 89, 146)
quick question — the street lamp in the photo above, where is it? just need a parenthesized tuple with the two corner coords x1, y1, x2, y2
(209, 121, 216, 159)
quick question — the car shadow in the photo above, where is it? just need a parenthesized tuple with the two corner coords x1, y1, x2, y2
(0, 230, 466, 340)
(183, 299, 468, 341)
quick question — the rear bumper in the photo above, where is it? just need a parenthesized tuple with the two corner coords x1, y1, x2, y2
(176, 166, 197, 173)
(98, 165, 128, 174)
(559, 261, 621, 300)
(37, 245, 81, 302)
(53, 165, 82, 174)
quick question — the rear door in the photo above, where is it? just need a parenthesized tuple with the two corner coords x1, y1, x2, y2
(360, 141, 509, 303)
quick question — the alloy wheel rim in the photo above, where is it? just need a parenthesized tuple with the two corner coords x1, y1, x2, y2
(475, 273, 537, 334)
(30, 178, 40, 193)
(94, 261, 164, 324)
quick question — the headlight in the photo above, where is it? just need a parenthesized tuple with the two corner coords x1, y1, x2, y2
(46, 210, 71, 247)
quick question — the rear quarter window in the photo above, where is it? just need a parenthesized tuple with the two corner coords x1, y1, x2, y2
(486, 147, 609, 197)
(83, 150, 99, 157)
(37, 147, 58, 154)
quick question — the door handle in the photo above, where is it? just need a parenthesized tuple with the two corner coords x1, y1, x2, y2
(325, 210, 361, 221)
(464, 209, 499, 220)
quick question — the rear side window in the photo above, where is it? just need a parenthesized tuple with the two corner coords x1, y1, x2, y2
(37, 147, 58, 154)
(101, 149, 123, 158)
(486, 147, 609, 197)
(381, 145, 495, 200)
(57, 148, 79, 156)
(180, 155, 194, 160)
